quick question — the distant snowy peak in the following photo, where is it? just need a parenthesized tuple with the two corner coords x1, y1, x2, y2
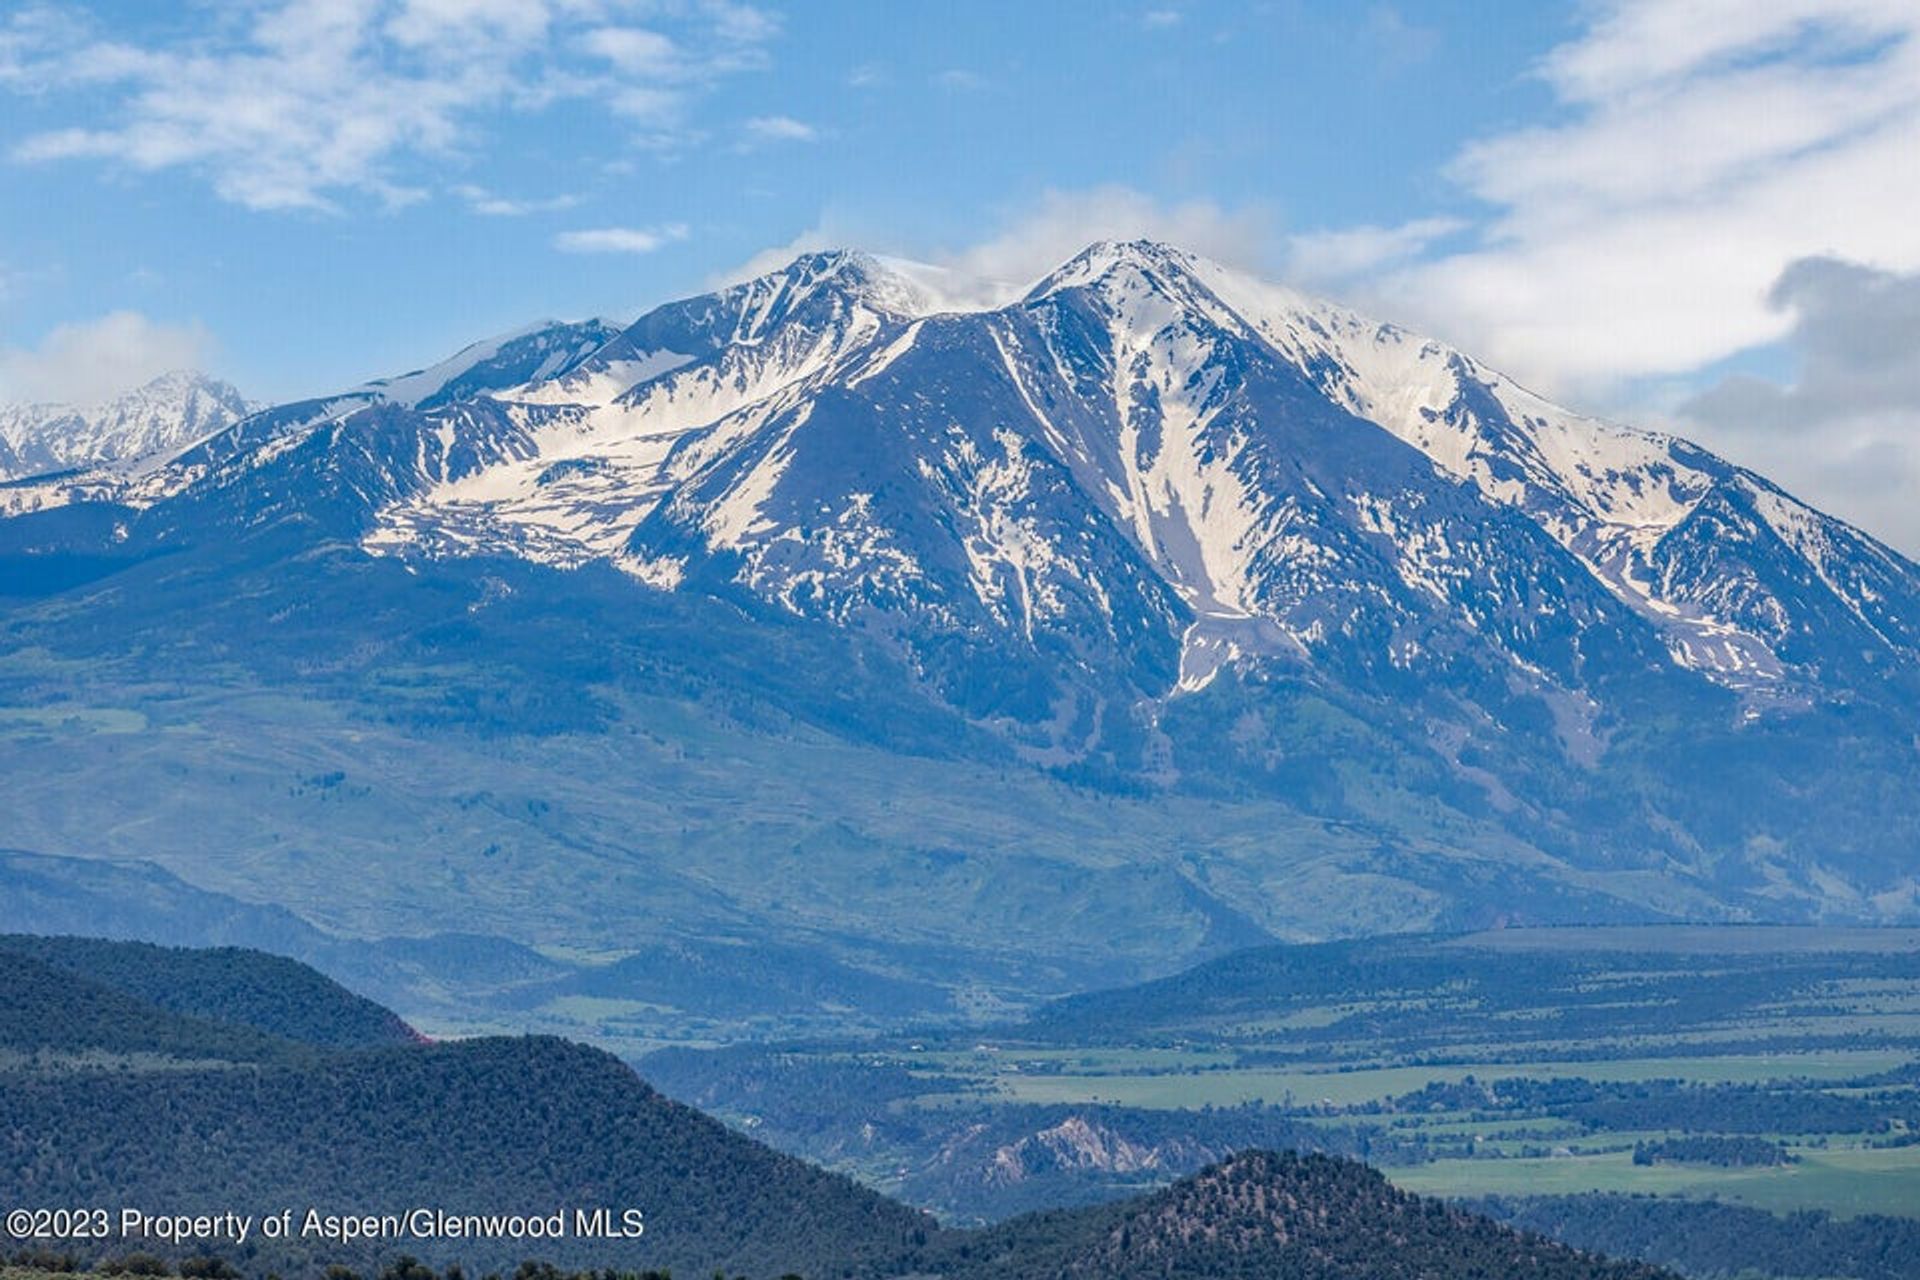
(0, 371, 255, 480)
(0, 322, 623, 517)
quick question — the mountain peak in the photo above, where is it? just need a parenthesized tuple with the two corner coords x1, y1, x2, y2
(128, 368, 215, 397)
(1023, 238, 1218, 307)
(0, 367, 254, 479)
(1086, 236, 1189, 263)
(744, 248, 961, 318)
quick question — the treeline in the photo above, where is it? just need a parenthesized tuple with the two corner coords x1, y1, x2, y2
(1389, 1075, 1920, 1136)
(0, 952, 300, 1064)
(1631, 1136, 1793, 1167)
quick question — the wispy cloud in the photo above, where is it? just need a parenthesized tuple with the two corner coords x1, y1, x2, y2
(1286, 217, 1464, 284)
(1680, 256, 1920, 552)
(553, 224, 690, 255)
(743, 114, 818, 143)
(933, 68, 989, 92)
(714, 187, 1274, 302)
(1360, 6, 1439, 70)
(580, 25, 683, 79)
(0, 0, 782, 212)
(934, 187, 1272, 287)
(0, 310, 211, 404)
(1359, 0, 1920, 400)
(451, 184, 580, 217)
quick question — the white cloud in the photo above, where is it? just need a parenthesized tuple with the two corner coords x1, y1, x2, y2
(1679, 256, 1920, 554)
(554, 224, 690, 255)
(706, 2, 782, 48)
(580, 26, 684, 79)
(708, 227, 838, 288)
(1141, 9, 1183, 30)
(1285, 217, 1464, 284)
(743, 114, 817, 143)
(933, 68, 989, 92)
(1, 1, 782, 212)
(1360, 0, 1920, 402)
(0, 310, 211, 405)
(451, 184, 580, 217)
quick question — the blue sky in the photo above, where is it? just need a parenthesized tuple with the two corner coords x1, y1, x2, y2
(4, 1, 1920, 546)
(0, 2, 1570, 400)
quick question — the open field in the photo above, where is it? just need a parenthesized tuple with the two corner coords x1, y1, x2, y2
(1392, 1143, 1920, 1219)
(641, 925, 1920, 1225)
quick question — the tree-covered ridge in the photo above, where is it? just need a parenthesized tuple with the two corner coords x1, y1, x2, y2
(0, 1035, 932, 1278)
(0, 938, 1696, 1280)
(0, 934, 417, 1049)
(903, 1151, 1670, 1280)
(0, 951, 301, 1063)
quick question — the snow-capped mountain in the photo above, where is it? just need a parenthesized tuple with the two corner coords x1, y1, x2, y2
(0, 320, 617, 522)
(318, 243, 1914, 715)
(9, 243, 1920, 927)
(15, 244, 1917, 716)
(368, 255, 944, 565)
(0, 371, 254, 481)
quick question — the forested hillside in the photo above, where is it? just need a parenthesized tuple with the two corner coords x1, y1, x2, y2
(0, 937, 1695, 1280)
(0, 1035, 931, 1277)
(0, 934, 417, 1049)
(0, 950, 300, 1063)
(901, 1151, 1668, 1280)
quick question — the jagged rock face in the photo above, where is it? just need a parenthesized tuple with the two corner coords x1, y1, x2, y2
(980, 1115, 1199, 1185)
